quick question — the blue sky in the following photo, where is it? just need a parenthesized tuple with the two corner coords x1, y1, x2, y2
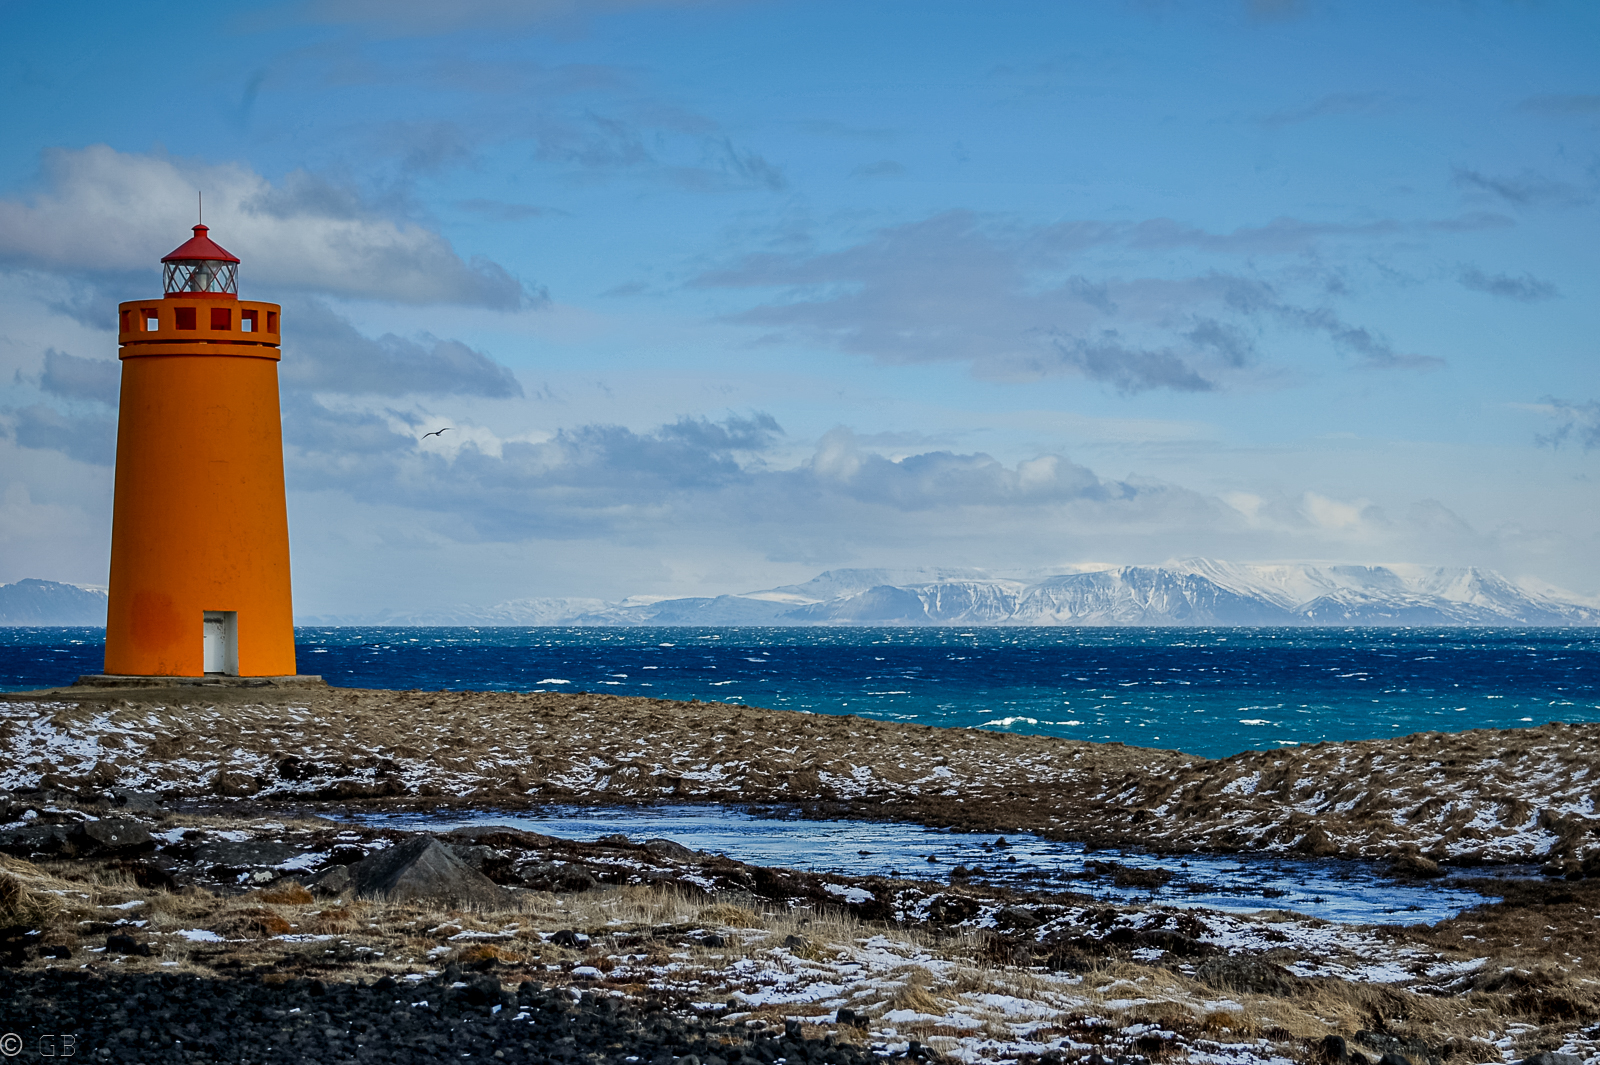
(1, 0, 1596, 614)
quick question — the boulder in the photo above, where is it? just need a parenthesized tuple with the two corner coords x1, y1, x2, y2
(1, 817, 153, 859)
(194, 840, 304, 869)
(513, 859, 598, 893)
(308, 865, 352, 897)
(1194, 956, 1299, 997)
(643, 838, 699, 863)
(347, 836, 508, 906)
(103, 789, 164, 814)
(72, 817, 153, 857)
(104, 933, 151, 956)
(1516, 1055, 1581, 1065)
(993, 905, 1041, 930)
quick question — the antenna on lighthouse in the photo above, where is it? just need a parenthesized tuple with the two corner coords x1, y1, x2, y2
(198, 190, 203, 225)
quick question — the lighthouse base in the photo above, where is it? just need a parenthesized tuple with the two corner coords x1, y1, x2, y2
(74, 674, 326, 689)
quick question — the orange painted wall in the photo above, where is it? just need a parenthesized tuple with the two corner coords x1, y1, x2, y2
(104, 298, 296, 677)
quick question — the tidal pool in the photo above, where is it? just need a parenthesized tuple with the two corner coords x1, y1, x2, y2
(353, 804, 1510, 926)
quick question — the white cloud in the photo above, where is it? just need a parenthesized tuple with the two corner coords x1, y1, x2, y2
(0, 146, 535, 308)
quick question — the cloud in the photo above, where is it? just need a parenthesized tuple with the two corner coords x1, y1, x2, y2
(3, 405, 116, 466)
(282, 299, 525, 398)
(0, 146, 538, 308)
(36, 350, 120, 406)
(1452, 166, 1592, 208)
(693, 210, 1438, 388)
(1260, 92, 1395, 129)
(1518, 95, 1600, 115)
(1534, 397, 1600, 451)
(805, 428, 1126, 509)
(284, 409, 786, 537)
(1458, 267, 1559, 302)
(269, 401, 1204, 544)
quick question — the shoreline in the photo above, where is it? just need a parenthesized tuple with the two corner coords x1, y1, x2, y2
(4, 684, 1599, 869)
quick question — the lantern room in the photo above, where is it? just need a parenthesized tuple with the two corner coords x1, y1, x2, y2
(160, 224, 240, 297)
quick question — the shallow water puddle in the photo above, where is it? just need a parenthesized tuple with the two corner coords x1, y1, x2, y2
(354, 804, 1504, 925)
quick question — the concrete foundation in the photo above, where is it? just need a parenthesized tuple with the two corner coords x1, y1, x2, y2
(74, 674, 325, 689)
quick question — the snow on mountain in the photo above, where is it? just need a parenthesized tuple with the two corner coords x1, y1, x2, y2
(326, 561, 1598, 627)
(15, 563, 1597, 628)
(0, 579, 108, 626)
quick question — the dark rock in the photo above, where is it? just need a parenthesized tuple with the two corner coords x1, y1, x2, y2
(194, 840, 305, 869)
(835, 1007, 868, 1029)
(346, 836, 508, 906)
(71, 817, 154, 857)
(643, 838, 699, 863)
(1516, 1054, 1582, 1065)
(1194, 956, 1299, 997)
(308, 865, 351, 897)
(104, 934, 151, 956)
(0, 822, 74, 858)
(514, 859, 599, 893)
(103, 859, 179, 892)
(104, 789, 164, 814)
(1355, 1030, 1437, 1065)
(1377, 1055, 1412, 1065)
(1318, 1035, 1364, 1064)
(993, 905, 1040, 930)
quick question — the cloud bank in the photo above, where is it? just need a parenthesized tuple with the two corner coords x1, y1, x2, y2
(695, 210, 1439, 390)
(0, 146, 539, 308)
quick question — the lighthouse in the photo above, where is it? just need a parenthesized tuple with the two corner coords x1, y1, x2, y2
(102, 225, 298, 679)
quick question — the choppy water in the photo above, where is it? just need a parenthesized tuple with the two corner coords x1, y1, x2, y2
(3, 625, 1596, 758)
(355, 804, 1503, 924)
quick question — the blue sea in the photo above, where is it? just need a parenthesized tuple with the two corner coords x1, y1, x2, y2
(2, 626, 1595, 759)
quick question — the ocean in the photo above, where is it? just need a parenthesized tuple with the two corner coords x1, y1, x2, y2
(3, 626, 1595, 759)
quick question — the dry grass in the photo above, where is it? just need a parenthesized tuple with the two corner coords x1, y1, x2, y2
(0, 856, 69, 929)
(7, 853, 1599, 1063)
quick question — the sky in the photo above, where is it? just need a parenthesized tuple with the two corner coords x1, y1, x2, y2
(0, 0, 1596, 615)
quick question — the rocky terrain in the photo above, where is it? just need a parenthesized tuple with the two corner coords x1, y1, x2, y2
(3, 682, 1600, 1063)
(3, 685, 1598, 869)
(1, 789, 1599, 1064)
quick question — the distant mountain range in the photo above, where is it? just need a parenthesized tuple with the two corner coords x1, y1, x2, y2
(8, 563, 1596, 628)
(297, 560, 1600, 628)
(0, 578, 108, 626)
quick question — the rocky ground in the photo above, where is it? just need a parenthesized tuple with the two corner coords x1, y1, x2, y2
(4, 685, 1599, 869)
(1, 683, 1599, 1063)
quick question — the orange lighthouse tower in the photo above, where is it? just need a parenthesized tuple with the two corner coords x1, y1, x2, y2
(103, 225, 298, 678)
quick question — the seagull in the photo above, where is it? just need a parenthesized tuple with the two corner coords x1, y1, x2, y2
(422, 427, 454, 439)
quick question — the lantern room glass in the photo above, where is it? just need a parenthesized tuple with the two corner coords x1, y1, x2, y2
(163, 260, 238, 295)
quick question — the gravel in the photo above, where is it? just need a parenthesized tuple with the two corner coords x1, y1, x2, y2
(1, 966, 910, 1064)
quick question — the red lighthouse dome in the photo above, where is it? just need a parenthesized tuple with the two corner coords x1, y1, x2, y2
(160, 224, 240, 297)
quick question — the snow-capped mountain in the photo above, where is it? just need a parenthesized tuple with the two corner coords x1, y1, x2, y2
(307, 561, 1599, 627)
(12, 563, 1595, 628)
(0, 579, 108, 625)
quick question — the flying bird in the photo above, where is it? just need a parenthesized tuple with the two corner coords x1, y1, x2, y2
(422, 427, 453, 439)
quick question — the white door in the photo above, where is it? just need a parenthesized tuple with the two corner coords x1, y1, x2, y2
(202, 611, 238, 674)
